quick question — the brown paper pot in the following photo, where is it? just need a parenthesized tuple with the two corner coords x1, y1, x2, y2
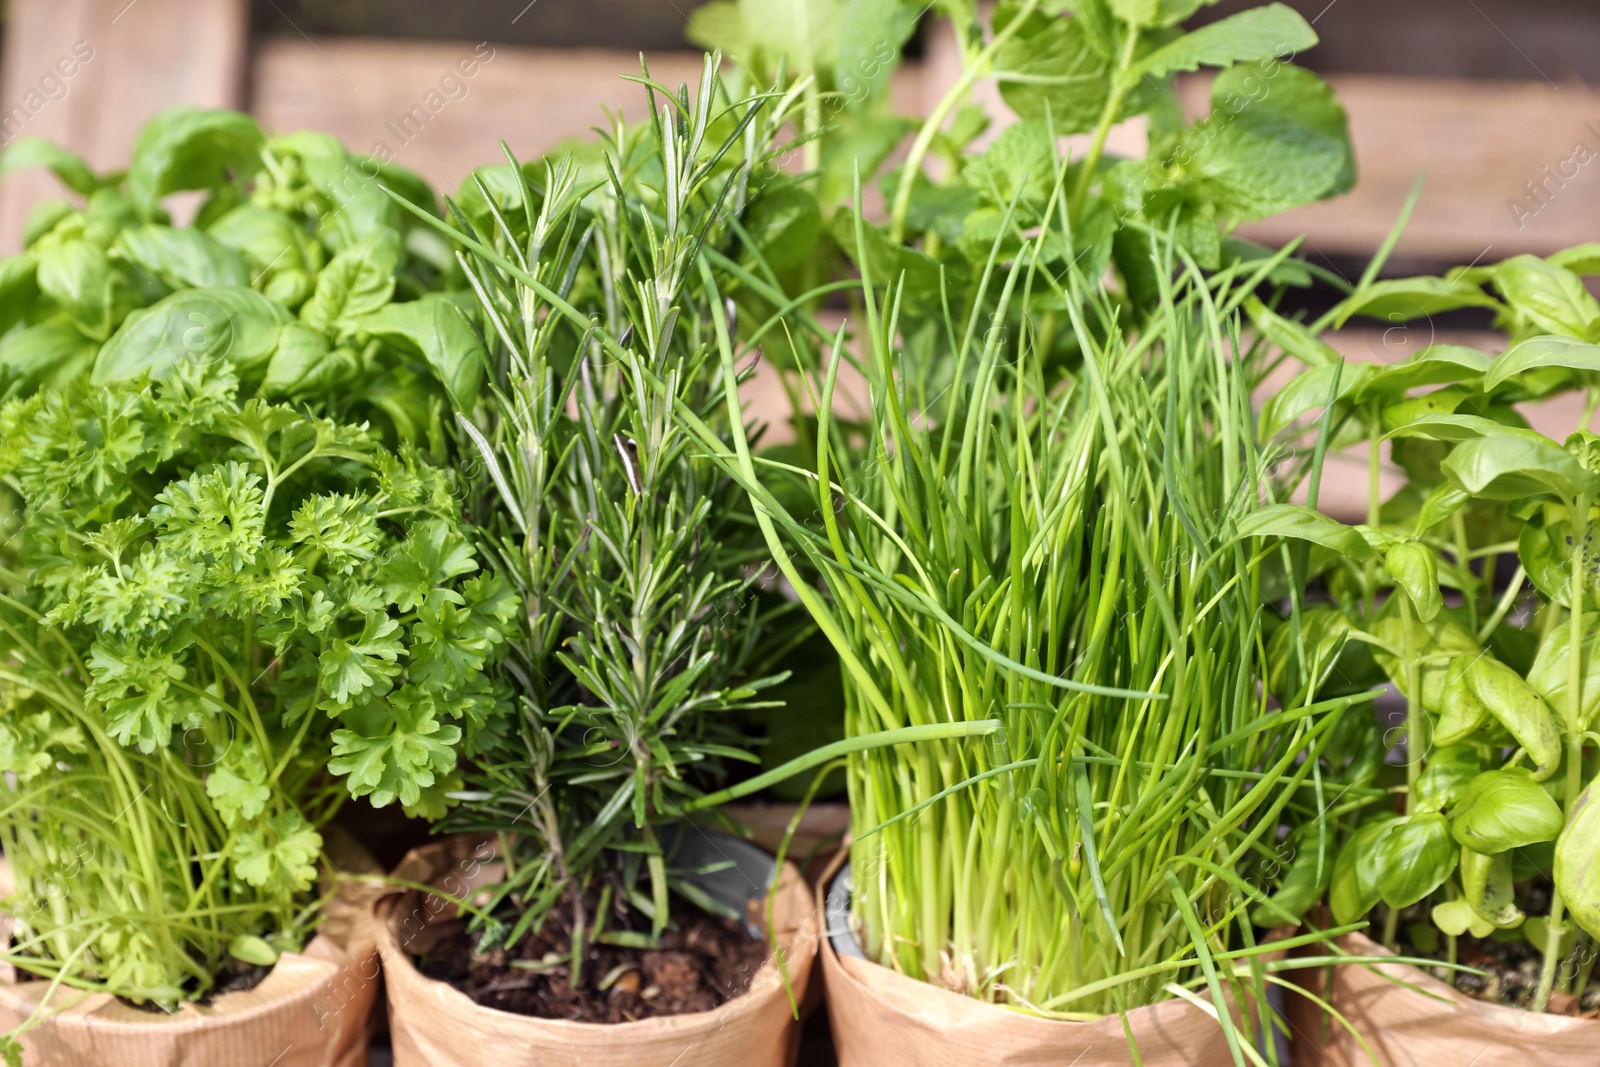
(0, 830, 382, 1066)
(1285, 930, 1600, 1066)
(377, 834, 820, 1067)
(818, 848, 1264, 1067)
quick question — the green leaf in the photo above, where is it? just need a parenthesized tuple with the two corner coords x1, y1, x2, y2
(1236, 503, 1375, 560)
(1251, 845, 1327, 926)
(1413, 482, 1470, 534)
(116, 224, 252, 290)
(1184, 64, 1353, 221)
(1548, 243, 1600, 276)
(1332, 276, 1501, 327)
(1458, 846, 1522, 928)
(1431, 897, 1496, 939)
(35, 240, 114, 340)
(1258, 362, 1372, 438)
(1132, 4, 1316, 82)
(328, 688, 462, 807)
(1451, 768, 1565, 852)
(1373, 813, 1455, 910)
(300, 230, 400, 337)
(228, 934, 280, 967)
(1413, 745, 1479, 814)
(94, 285, 291, 383)
(260, 323, 360, 400)
(376, 517, 477, 612)
(1244, 295, 1341, 367)
(1384, 542, 1441, 622)
(0, 319, 97, 392)
(1442, 433, 1600, 502)
(355, 294, 485, 408)
(206, 204, 321, 277)
(1526, 612, 1600, 729)
(1329, 817, 1395, 924)
(994, 13, 1121, 132)
(1483, 335, 1600, 391)
(1555, 784, 1600, 939)
(205, 750, 272, 826)
(320, 613, 405, 706)
(1492, 254, 1600, 340)
(1383, 412, 1543, 446)
(233, 810, 320, 892)
(1362, 345, 1493, 396)
(128, 107, 265, 208)
(1463, 658, 1563, 780)
(0, 137, 97, 195)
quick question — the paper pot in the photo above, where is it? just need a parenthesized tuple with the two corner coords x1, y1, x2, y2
(819, 849, 1268, 1067)
(0, 829, 382, 1067)
(1285, 930, 1600, 1066)
(376, 833, 819, 1067)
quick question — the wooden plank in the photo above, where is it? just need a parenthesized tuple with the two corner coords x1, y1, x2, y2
(250, 40, 708, 198)
(0, 0, 249, 252)
(1215, 75, 1600, 267)
(250, 38, 924, 201)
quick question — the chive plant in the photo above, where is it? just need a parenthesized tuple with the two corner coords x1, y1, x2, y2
(608, 168, 1373, 1062)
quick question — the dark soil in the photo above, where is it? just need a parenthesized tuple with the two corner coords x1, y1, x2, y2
(415, 904, 770, 1023)
(1395, 911, 1600, 1016)
(13, 954, 270, 1011)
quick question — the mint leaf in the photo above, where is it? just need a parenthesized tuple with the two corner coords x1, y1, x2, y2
(1184, 63, 1354, 221)
(1133, 4, 1316, 82)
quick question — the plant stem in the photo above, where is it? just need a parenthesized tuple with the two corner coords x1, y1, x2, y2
(1534, 492, 1589, 1013)
(1068, 21, 1141, 217)
(887, 0, 1041, 235)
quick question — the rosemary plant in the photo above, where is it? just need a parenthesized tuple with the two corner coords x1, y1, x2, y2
(431, 58, 814, 960)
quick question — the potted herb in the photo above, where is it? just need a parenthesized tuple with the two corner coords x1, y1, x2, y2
(368, 59, 829, 1066)
(1245, 247, 1600, 1063)
(0, 109, 510, 1063)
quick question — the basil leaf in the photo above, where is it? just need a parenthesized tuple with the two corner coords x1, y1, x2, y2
(1332, 276, 1501, 327)
(1414, 745, 1480, 814)
(1443, 433, 1600, 502)
(1384, 542, 1441, 622)
(1484, 335, 1600, 391)
(1330, 817, 1398, 924)
(356, 294, 486, 408)
(206, 205, 321, 277)
(1452, 767, 1564, 855)
(0, 319, 97, 392)
(0, 137, 97, 195)
(128, 106, 264, 208)
(260, 323, 363, 401)
(1236, 503, 1375, 560)
(1555, 784, 1600, 939)
(94, 286, 290, 383)
(300, 230, 400, 337)
(116, 224, 252, 290)
(1492, 254, 1600, 341)
(1374, 813, 1455, 910)
(35, 240, 114, 340)
(1463, 659, 1563, 780)
(1526, 612, 1600, 729)
(1459, 846, 1522, 928)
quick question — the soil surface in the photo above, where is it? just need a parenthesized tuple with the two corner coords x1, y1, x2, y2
(14, 954, 270, 1011)
(1396, 916, 1600, 1015)
(416, 904, 770, 1023)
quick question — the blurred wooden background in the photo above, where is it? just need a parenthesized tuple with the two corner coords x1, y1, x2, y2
(0, 0, 1596, 520)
